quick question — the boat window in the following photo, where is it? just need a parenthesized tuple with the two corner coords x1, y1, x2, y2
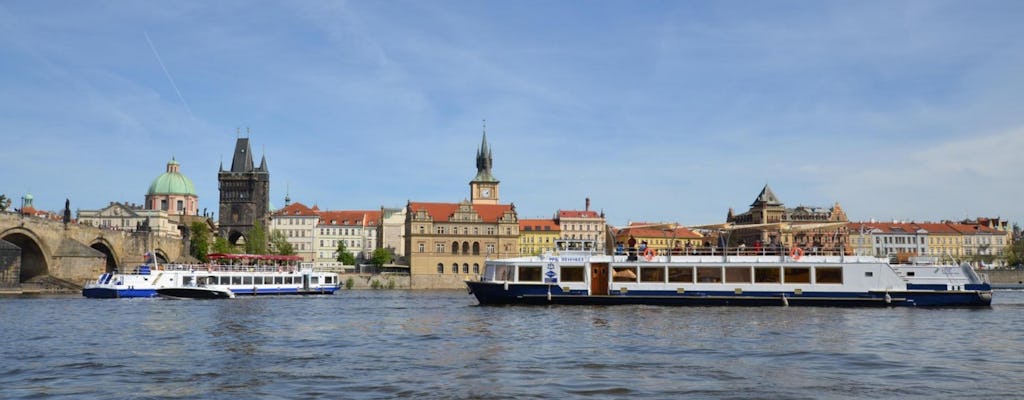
(754, 267, 781, 283)
(183, 276, 195, 286)
(612, 267, 637, 282)
(494, 265, 514, 281)
(311, 276, 320, 284)
(697, 267, 722, 283)
(518, 266, 542, 282)
(724, 267, 752, 283)
(243, 276, 253, 285)
(865, 271, 873, 277)
(560, 266, 585, 282)
(668, 267, 694, 283)
(784, 268, 811, 283)
(815, 267, 843, 284)
(274, 276, 284, 284)
(254, 276, 263, 285)
(640, 267, 665, 283)
(232, 276, 242, 285)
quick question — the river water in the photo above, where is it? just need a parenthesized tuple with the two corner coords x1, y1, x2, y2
(1, 290, 1022, 399)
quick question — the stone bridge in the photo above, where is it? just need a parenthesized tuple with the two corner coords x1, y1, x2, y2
(0, 211, 187, 293)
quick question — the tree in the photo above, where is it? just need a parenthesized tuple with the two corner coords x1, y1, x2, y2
(336, 240, 356, 265)
(370, 248, 392, 268)
(189, 222, 211, 262)
(0, 194, 10, 212)
(246, 221, 268, 255)
(270, 230, 295, 255)
(1004, 237, 1024, 268)
(211, 236, 235, 254)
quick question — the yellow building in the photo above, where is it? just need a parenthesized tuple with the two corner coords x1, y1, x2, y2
(519, 219, 560, 256)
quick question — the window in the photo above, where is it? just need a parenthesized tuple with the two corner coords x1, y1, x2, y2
(473, 242, 481, 255)
(437, 263, 444, 274)
(473, 263, 480, 274)
(486, 244, 495, 254)
(452, 242, 459, 254)
(176, 200, 184, 211)
(612, 267, 637, 282)
(640, 267, 665, 282)
(451, 263, 459, 273)
(436, 243, 445, 253)
(784, 268, 811, 283)
(668, 267, 694, 283)
(418, 243, 425, 253)
(462, 263, 469, 274)
(487, 227, 495, 235)
(436, 226, 445, 234)
(754, 267, 781, 283)
(815, 267, 843, 284)
(518, 266, 542, 282)
(697, 267, 722, 283)
(724, 267, 752, 283)
(561, 266, 584, 282)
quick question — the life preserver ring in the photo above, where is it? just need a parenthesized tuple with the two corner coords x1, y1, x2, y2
(642, 247, 656, 261)
(790, 247, 804, 260)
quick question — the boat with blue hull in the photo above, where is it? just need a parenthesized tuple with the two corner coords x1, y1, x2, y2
(82, 254, 341, 299)
(466, 240, 993, 307)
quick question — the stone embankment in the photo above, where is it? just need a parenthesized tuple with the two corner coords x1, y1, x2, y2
(339, 273, 411, 290)
(987, 269, 1024, 288)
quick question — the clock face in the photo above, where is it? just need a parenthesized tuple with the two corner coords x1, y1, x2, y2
(481, 188, 491, 198)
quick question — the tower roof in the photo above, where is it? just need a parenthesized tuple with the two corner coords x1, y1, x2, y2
(751, 184, 782, 207)
(230, 138, 255, 173)
(472, 127, 498, 182)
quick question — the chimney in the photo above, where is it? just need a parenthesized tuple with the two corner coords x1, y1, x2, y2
(585, 197, 590, 211)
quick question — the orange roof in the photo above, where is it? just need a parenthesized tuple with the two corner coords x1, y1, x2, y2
(409, 201, 514, 223)
(558, 210, 600, 218)
(519, 218, 560, 232)
(616, 225, 702, 239)
(319, 210, 381, 227)
(272, 202, 318, 217)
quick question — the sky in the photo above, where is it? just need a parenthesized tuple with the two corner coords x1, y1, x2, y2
(2, 1, 1023, 228)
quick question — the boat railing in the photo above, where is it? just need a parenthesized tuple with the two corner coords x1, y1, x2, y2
(613, 245, 851, 259)
(135, 264, 314, 274)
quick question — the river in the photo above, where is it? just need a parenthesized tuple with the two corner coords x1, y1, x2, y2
(1, 290, 1022, 399)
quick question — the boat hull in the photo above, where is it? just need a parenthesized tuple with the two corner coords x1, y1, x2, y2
(157, 287, 234, 300)
(465, 281, 993, 307)
(81, 287, 158, 299)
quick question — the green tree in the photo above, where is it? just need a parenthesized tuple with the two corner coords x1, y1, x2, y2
(336, 241, 356, 265)
(189, 222, 210, 262)
(211, 236, 235, 254)
(1004, 237, 1024, 268)
(270, 230, 295, 255)
(245, 221, 268, 255)
(370, 248, 391, 267)
(0, 194, 11, 212)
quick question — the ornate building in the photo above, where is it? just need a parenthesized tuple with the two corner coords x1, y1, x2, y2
(519, 218, 560, 256)
(218, 137, 270, 243)
(726, 185, 849, 254)
(555, 198, 607, 252)
(145, 158, 198, 217)
(404, 129, 519, 288)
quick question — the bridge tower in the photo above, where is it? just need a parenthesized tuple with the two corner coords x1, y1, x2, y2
(218, 137, 270, 244)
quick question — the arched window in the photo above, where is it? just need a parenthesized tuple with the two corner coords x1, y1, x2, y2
(462, 263, 469, 274)
(473, 263, 480, 273)
(437, 263, 444, 274)
(451, 263, 459, 273)
(462, 242, 470, 254)
(452, 241, 459, 254)
(472, 242, 481, 255)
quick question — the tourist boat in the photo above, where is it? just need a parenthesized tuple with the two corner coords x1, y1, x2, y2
(82, 253, 341, 298)
(465, 239, 993, 307)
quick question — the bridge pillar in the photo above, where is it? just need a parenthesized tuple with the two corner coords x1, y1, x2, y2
(51, 237, 106, 285)
(0, 239, 20, 288)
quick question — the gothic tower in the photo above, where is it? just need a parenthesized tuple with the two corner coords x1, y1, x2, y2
(469, 126, 500, 205)
(218, 137, 270, 244)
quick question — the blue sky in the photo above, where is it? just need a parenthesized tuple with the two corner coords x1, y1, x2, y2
(2, 1, 1023, 227)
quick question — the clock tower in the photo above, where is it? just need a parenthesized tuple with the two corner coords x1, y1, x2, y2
(470, 127, 499, 205)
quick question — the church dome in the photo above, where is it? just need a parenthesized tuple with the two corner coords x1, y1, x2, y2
(147, 158, 196, 196)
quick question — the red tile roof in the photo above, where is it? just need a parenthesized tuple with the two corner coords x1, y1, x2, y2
(558, 210, 601, 218)
(319, 210, 381, 227)
(519, 218, 560, 231)
(272, 202, 318, 217)
(409, 202, 514, 223)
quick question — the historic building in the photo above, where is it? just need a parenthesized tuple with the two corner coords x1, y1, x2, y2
(613, 222, 704, 255)
(218, 137, 270, 244)
(846, 220, 1009, 267)
(77, 202, 178, 237)
(269, 202, 318, 261)
(316, 210, 380, 270)
(378, 207, 407, 262)
(146, 158, 198, 217)
(726, 185, 849, 254)
(519, 218, 560, 256)
(404, 130, 519, 288)
(554, 198, 607, 252)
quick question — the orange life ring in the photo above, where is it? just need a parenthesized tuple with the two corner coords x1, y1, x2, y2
(790, 247, 804, 260)
(642, 247, 656, 261)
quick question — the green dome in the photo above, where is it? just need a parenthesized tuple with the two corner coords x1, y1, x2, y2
(147, 159, 196, 196)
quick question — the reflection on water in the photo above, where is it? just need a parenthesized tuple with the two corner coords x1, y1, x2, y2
(1, 291, 1022, 399)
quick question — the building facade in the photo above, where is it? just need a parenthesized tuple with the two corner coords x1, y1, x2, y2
(404, 130, 519, 288)
(146, 158, 198, 217)
(555, 198, 607, 252)
(378, 207, 407, 262)
(519, 218, 560, 256)
(727, 185, 849, 254)
(316, 210, 380, 270)
(77, 202, 178, 237)
(218, 137, 270, 244)
(269, 202, 318, 261)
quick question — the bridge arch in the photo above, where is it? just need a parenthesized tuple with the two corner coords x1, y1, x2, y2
(153, 249, 170, 264)
(90, 239, 119, 273)
(0, 228, 51, 283)
(227, 230, 247, 246)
